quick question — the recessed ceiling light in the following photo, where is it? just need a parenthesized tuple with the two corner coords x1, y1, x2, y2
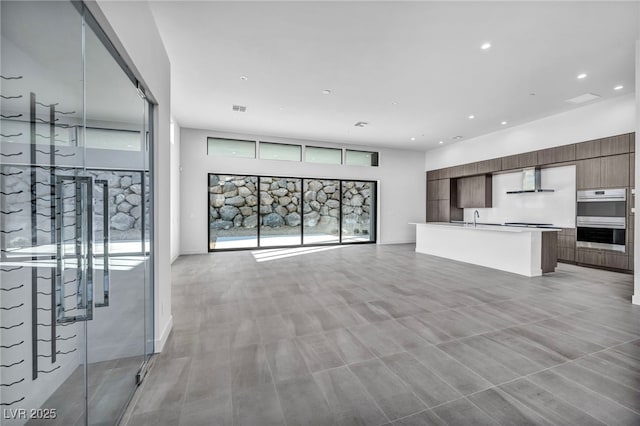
(354, 121, 368, 127)
(481, 42, 491, 50)
(322, 89, 332, 95)
(239, 75, 248, 81)
(614, 85, 624, 90)
(391, 101, 398, 105)
(529, 93, 536, 96)
(468, 115, 475, 119)
(501, 121, 507, 125)
(410, 137, 416, 141)
(577, 73, 587, 79)
(453, 136, 463, 140)
(439, 140, 444, 145)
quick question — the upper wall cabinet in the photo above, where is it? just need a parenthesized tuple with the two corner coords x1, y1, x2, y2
(537, 144, 575, 165)
(601, 134, 630, 156)
(476, 158, 502, 174)
(427, 168, 451, 181)
(601, 154, 630, 188)
(576, 138, 601, 159)
(427, 178, 451, 201)
(576, 158, 601, 189)
(501, 151, 538, 171)
(576, 154, 630, 189)
(457, 175, 492, 208)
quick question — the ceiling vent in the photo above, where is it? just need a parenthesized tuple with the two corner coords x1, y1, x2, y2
(565, 93, 601, 104)
(232, 105, 247, 112)
(354, 121, 369, 127)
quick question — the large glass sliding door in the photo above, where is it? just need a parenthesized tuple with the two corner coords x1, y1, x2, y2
(208, 174, 376, 251)
(0, 2, 153, 425)
(302, 179, 340, 245)
(259, 177, 301, 247)
(341, 181, 376, 242)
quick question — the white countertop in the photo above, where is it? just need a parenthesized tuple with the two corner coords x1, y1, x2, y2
(410, 222, 561, 233)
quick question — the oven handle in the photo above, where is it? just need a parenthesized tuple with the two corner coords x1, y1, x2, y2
(577, 196, 626, 202)
(576, 222, 626, 229)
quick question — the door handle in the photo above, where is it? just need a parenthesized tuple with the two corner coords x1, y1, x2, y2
(55, 175, 93, 323)
(94, 179, 109, 308)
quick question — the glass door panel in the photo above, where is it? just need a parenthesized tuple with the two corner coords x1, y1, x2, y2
(341, 181, 376, 243)
(302, 179, 340, 244)
(259, 177, 301, 247)
(1, 1, 87, 425)
(0, 2, 153, 425)
(84, 13, 148, 424)
(208, 174, 258, 250)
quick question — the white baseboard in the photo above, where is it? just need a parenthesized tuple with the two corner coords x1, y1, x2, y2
(154, 315, 173, 353)
(633, 294, 640, 306)
(378, 240, 416, 245)
(180, 249, 206, 255)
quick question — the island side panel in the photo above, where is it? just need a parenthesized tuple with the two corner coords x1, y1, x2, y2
(541, 231, 559, 273)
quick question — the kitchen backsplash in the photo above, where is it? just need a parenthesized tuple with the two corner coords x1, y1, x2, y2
(463, 165, 576, 227)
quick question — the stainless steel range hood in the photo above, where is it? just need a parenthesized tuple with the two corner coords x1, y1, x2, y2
(506, 167, 555, 194)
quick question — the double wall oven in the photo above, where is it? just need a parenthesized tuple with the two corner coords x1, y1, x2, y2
(576, 189, 626, 252)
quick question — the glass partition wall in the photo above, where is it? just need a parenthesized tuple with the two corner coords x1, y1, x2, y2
(209, 174, 376, 250)
(0, 2, 154, 425)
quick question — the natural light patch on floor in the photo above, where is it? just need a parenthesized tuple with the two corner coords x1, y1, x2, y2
(251, 245, 347, 262)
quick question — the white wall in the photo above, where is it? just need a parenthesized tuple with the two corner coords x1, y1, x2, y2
(180, 128, 426, 254)
(93, 0, 173, 350)
(462, 166, 576, 228)
(425, 94, 635, 171)
(170, 121, 181, 262)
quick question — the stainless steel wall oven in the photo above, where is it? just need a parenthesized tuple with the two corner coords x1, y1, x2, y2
(576, 189, 626, 252)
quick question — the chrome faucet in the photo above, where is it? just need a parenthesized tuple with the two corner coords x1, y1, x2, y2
(474, 210, 480, 227)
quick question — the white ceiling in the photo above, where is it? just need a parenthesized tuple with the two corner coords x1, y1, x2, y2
(149, 1, 639, 151)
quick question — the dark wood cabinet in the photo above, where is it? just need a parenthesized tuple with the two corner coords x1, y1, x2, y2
(437, 200, 450, 222)
(427, 180, 437, 200)
(576, 248, 629, 270)
(576, 158, 601, 189)
(463, 162, 478, 176)
(576, 249, 603, 266)
(437, 179, 450, 200)
(631, 154, 635, 188)
(601, 134, 630, 156)
(476, 158, 502, 174)
(601, 154, 629, 188)
(576, 154, 629, 189)
(427, 179, 453, 222)
(501, 154, 520, 171)
(576, 138, 601, 159)
(604, 252, 629, 270)
(557, 228, 576, 263)
(631, 133, 635, 153)
(457, 175, 492, 208)
(426, 199, 452, 222)
(449, 164, 465, 178)
(427, 168, 451, 181)
(501, 152, 538, 171)
(537, 144, 576, 165)
(426, 200, 438, 221)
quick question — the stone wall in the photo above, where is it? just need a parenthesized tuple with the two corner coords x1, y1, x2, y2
(86, 170, 150, 241)
(0, 166, 149, 250)
(208, 174, 374, 237)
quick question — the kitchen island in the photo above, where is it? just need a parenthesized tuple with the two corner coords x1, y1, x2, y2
(411, 222, 561, 277)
